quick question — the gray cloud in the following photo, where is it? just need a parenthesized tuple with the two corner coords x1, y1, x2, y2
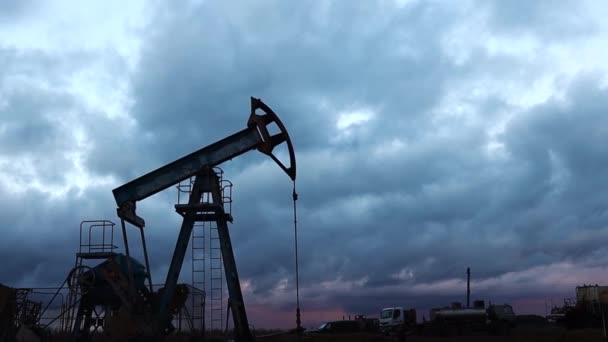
(0, 1, 34, 20)
(482, 0, 596, 39)
(1, 0, 608, 329)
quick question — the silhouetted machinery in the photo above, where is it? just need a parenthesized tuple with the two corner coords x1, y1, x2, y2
(547, 285, 608, 329)
(0, 284, 48, 342)
(69, 98, 296, 341)
(0, 284, 16, 341)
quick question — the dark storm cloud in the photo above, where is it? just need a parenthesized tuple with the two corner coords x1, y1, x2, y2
(125, 1, 456, 170)
(0, 183, 120, 287)
(500, 75, 608, 257)
(1, 0, 607, 328)
(218, 76, 608, 313)
(0, 47, 125, 186)
(110, 1, 608, 319)
(0, 46, 134, 287)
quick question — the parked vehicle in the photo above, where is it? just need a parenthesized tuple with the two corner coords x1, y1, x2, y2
(313, 320, 361, 334)
(429, 301, 516, 335)
(354, 314, 380, 333)
(379, 307, 416, 334)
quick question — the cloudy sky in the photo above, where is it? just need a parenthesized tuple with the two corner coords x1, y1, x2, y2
(2, 0, 608, 330)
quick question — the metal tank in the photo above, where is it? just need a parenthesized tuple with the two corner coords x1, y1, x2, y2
(434, 308, 488, 321)
(576, 285, 608, 304)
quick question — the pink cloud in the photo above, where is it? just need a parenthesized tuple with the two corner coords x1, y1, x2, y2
(239, 263, 608, 328)
(245, 303, 348, 330)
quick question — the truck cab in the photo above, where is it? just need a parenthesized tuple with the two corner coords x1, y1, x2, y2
(379, 307, 416, 333)
(487, 304, 517, 332)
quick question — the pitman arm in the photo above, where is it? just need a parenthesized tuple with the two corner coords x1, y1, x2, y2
(112, 97, 296, 227)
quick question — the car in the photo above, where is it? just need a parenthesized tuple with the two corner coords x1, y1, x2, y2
(312, 320, 362, 334)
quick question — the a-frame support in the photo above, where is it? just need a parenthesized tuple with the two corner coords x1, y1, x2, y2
(158, 167, 253, 341)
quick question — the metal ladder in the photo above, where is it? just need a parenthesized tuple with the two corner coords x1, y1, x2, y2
(191, 220, 206, 332)
(177, 168, 232, 333)
(179, 177, 208, 333)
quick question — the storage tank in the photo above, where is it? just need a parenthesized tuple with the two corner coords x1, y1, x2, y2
(473, 300, 485, 309)
(576, 285, 608, 304)
(434, 308, 487, 321)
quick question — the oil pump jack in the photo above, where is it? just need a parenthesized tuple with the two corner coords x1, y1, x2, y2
(69, 97, 296, 341)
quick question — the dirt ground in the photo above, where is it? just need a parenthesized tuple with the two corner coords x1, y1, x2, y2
(167, 327, 608, 342)
(47, 327, 608, 342)
(258, 328, 608, 342)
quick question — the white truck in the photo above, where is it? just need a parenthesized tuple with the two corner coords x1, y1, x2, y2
(379, 307, 417, 334)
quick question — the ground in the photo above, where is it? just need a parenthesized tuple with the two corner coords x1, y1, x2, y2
(45, 326, 608, 341)
(263, 328, 608, 341)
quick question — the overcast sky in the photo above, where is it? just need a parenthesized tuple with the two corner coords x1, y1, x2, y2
(2, 0, 608, 330)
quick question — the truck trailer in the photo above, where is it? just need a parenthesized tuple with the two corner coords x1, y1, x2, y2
(429, 301, 515, 336)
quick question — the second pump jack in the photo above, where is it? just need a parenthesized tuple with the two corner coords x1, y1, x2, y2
(73, 97, 296, 341)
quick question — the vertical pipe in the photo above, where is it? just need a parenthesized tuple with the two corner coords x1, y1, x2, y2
(178, 310, 182, 332)
(79, 222, 83, 254)
(110, 221, 114, 252)
(602, 303, 607, 341)
(202, 296, 206, 338)
(293, 184, 302, 334)
(60, 304, 65, 332)
(467, 267, 471, 309)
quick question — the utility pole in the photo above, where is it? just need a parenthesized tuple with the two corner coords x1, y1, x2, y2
(467, 267, 471, 308)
